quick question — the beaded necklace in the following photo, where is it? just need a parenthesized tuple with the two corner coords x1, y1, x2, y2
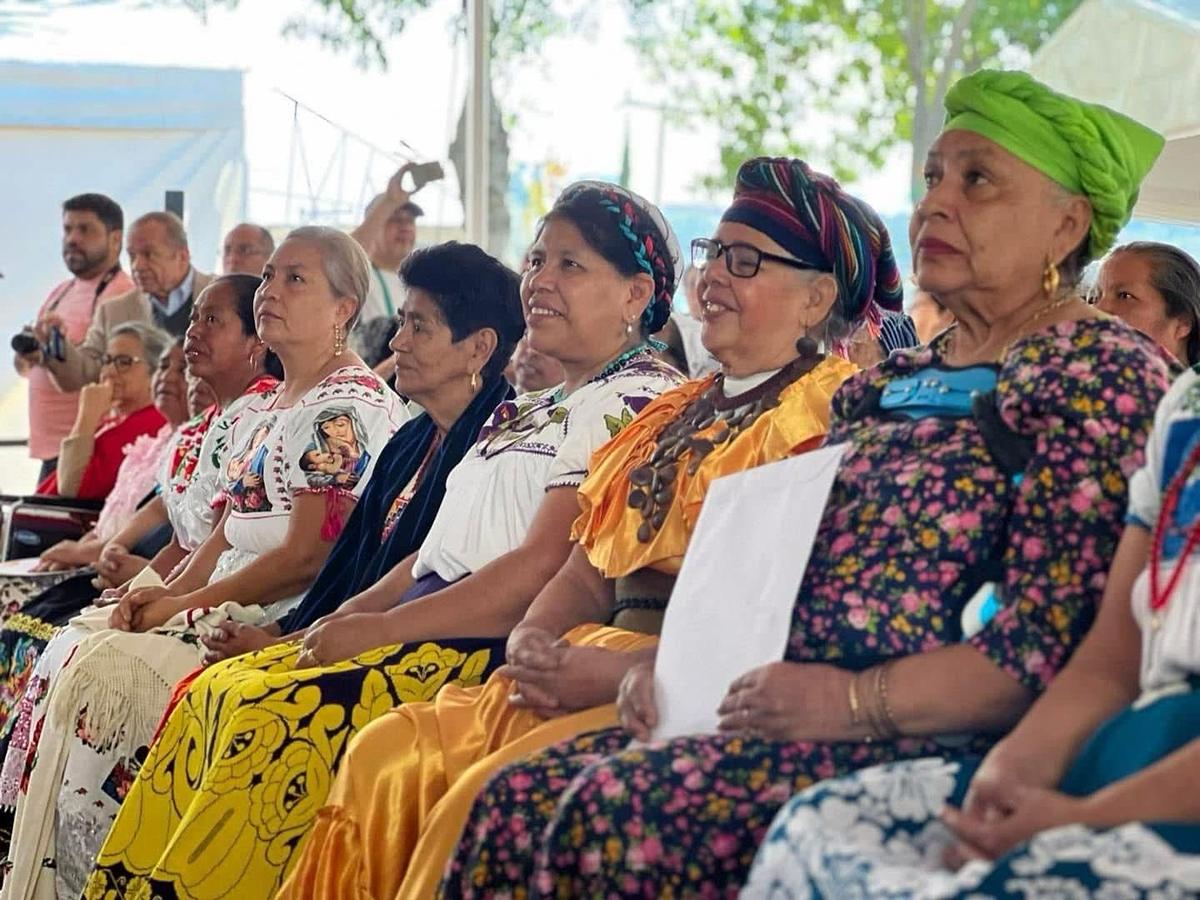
(551, 342, 655, 403)
(1149, 439, 1200, 629)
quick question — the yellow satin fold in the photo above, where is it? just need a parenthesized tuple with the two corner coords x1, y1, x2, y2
(574, 357, 856, 578)
(277, 624, 656, 900)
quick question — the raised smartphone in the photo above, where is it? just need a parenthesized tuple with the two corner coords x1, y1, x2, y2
(401, 161, 445, 194)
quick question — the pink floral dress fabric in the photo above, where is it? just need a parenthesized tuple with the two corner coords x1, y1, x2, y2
(440, 318, 1172, 898)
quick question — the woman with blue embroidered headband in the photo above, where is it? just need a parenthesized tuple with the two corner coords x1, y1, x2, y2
(275, 157, 895, 900)
(83, 185, 683, 899)
(436, 73, 1176, 898)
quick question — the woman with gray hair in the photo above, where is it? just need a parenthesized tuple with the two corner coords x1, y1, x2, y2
(1, 228, 408, 897)
(35, 321, 173, 498)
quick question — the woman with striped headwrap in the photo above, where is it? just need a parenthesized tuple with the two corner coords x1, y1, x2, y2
(738, 73, 1197, 900)
(440, 71, 1174, 898)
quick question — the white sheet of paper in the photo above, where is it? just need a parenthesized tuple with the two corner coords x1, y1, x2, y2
(0, 557, 43, 577)
(650, 443, 848, 742)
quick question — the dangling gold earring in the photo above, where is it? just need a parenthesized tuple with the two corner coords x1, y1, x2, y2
(470, 371, 480, 392)
(625, 320, 634, 337)
(333, 323, 345, 355)
(1042, 259, 1060, 298)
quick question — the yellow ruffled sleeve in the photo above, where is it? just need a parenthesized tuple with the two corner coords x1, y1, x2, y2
(573, 356, 857, 579)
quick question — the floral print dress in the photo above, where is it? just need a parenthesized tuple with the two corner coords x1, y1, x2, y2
(440, 318, 1171, 898)
(741, 366, 1200, 900)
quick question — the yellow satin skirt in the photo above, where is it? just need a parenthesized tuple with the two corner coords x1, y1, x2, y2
(87, 635, 503, 900)
(278, 624, 658, 900)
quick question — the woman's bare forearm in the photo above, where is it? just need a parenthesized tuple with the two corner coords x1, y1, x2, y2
(147, 538, 188, 580)
(886, 644, 1034, 736)
(108, 496, 168, 551)
(379, 540, 568, 642)
(520, 543, 615, 637)
(1081, 738, 1200, 827)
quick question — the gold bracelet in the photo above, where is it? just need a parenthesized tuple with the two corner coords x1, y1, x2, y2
(847, 671, 863, 730)
(874, 662, 900, 739)
(858, 670, 885, 743)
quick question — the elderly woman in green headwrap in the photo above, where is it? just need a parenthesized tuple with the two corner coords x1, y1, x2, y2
(439, 70, 1174, 897)
(740, 77, 1200, 900)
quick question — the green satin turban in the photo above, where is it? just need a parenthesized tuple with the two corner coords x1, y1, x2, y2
(943, 69, 1164, 256)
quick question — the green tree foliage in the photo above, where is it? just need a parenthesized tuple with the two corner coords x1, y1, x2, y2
(171, 0, 591, 254)
(626, 0, 1083, 198)
(11, 0, 1084, 209)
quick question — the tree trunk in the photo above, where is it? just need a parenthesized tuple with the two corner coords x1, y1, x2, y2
(911, 0, 979, 202)
(450, 78, 512, 259)
(906, 0, 929, 202)
(910, 103, 941, 203)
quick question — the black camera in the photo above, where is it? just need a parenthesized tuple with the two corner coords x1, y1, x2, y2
(11, 327, 64, 360)
(11, 329, 39, 356)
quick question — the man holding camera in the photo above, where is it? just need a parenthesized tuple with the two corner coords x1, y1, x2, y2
(15, 194, 134, 480)
(36, 210, 211, 396)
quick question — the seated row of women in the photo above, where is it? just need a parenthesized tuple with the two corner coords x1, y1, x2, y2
(0, 67, 1194, 900)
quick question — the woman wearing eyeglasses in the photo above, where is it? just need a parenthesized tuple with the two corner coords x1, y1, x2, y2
(274, 157, 886, 900)
(35, 321, 172, 499)
(85, 185, 682, 900)
(1, 229, 407, 899)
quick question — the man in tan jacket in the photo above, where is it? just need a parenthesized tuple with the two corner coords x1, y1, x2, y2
(34, 211, 213, 391)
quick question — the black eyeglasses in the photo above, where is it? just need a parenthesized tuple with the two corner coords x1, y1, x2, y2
(691, 237, 819, 278)
(99, 353, 144, 372)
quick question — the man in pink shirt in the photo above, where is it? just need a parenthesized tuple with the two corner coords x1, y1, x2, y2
(14, 194, 134, 482)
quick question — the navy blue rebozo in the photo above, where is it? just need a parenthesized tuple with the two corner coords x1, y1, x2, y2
(282, 375, 512, 631)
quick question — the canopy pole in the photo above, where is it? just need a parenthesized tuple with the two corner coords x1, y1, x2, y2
(465, 0, 490, 248)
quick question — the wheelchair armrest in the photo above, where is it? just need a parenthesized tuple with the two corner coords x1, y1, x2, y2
(0, 494, 105, 515)
(0, 495, 105, 561)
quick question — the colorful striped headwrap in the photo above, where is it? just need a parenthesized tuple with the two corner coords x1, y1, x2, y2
(721, 158, 904, 332)
(552, 181, 682, 333)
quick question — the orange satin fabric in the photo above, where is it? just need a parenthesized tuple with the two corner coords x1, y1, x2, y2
(574, 356, 857, 578)
(276, 624, 656, 900)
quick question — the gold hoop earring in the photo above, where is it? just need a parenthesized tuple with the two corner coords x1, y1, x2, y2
(1042, 259, 1061, 298)
(333, 323, 345, 355)
(470, 371, 480, 392)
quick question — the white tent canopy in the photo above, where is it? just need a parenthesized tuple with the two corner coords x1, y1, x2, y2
(1029, 0, 1200, 223)
(0, 60, 246, 344)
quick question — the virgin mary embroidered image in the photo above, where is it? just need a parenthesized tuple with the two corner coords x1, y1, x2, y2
(226, 418, 275, 512)
(298, 406, 372, 490)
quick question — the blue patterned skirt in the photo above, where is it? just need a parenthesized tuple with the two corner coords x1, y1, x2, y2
(742, 687, 1200, 899)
